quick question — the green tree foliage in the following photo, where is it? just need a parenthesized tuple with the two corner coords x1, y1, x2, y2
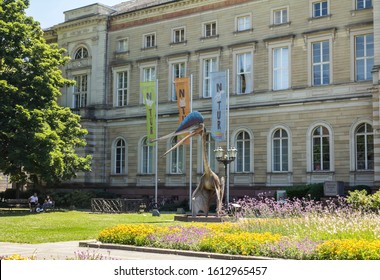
(0, 0, 91, 185)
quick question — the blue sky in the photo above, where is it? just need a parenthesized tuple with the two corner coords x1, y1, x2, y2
(26, 0, 122, 29)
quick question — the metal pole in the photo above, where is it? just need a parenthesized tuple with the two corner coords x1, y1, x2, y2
(154, 79, 158, 206)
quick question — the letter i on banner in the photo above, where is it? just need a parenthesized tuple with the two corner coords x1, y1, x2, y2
(210, 71, 227, 142)
(175, 77, 190, 144)
(141, 81, 157, 145)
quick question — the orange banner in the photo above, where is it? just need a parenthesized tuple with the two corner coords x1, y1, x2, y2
(175, 77, 190, 144)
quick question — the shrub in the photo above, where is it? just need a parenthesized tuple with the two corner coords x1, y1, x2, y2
(306, 183, 324, 200)
(285, 185, 311, 199)
(317, 239, 380, 260)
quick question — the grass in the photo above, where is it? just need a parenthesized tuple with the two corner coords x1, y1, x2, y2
(0, 210, 176, 243)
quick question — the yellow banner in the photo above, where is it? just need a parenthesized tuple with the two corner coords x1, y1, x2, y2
(141, 81, 156, 145)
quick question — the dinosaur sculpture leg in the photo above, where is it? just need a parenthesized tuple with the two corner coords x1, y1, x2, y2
(191, 184, 213, 217)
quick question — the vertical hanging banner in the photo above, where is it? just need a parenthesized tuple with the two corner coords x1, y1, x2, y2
(211, 71, 227, 142)
(175, 77, 191, 144)
(141, 81, 157, 145)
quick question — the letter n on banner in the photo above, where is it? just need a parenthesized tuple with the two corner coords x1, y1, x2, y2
(210, 71, 226, 142)
(175, 77, 190, 144)
(141, 81, 156, 145)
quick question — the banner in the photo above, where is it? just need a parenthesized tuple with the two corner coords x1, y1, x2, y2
(175, 77, 191, 144)
(141, 81, 156, 145)
(210, 71, 227, 142)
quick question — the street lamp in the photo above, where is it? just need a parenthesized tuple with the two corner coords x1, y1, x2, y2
(214, 146, 237, 204)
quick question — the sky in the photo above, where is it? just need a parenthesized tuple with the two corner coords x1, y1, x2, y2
(25, 0, 123, 29)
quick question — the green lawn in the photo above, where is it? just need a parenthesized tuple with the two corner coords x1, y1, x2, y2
(0, 210, 176, 243)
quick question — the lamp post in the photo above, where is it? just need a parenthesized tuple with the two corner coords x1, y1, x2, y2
(214, 146, 237, 204)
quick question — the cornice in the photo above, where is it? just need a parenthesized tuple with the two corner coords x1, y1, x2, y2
(109, 0, 257, 32)
(52, 15, 109, 32)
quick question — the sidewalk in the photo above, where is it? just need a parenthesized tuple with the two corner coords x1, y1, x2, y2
(0, 240, 205, 260)
(1, 240, 269, 260)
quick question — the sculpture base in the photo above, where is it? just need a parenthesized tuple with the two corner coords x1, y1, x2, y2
(174, 215, 232, 223)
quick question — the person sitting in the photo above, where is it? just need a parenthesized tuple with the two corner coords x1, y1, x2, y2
(40, 195, 54, 211)
(28, 193, 38, 213)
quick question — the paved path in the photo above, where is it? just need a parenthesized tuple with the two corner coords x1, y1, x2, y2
(0, 240, 206, 260)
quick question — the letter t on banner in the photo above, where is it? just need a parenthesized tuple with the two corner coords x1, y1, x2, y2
(210, 71, 227, 142)
(141, 81, 157, 145)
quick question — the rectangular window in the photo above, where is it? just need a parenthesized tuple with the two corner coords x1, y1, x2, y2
(116, 71, 128, 107)
(355, 34, 374, 81)
(171, 62, 186, 101)
(202, 57, 218, 98)
(117, 38, 128, 52)
(73, 74, 87, 108)
(173, 27, 185, 43)
(273, 8, 288, 25)
(237, 15, 251, 32)
(356, 0, 372, 9)
(144, 33, 156, 48)
(273, 47, 289, 90)
(313, 1, 328, 17)
(143, 67, 156, 82)
(142, 140, 153, 174)
(236, 52, 253, 94)
(312, 41, 330, 85)
(204, 21, 217, 37)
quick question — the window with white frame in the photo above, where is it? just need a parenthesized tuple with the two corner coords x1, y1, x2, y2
(173, 27, 185, 43)
(203, 21, 217, 38)
(114, 138, 126, 174)
(312, 1, 328, 17)
(171, 61, 186, 101)
(236, 15, 251, 32)
(236, 52, 253, 94)
(355, 34, 374, 81)
(202, 57, 218, 98)
(115, 70, 128, 107)
(143, 66, 156, 82)
(170, 136, 184, 174)
(236, 131, 251, 173)
(312, 125, 330, 171)
(141, 137, 154, 174)
(272, 128, 289, 172)
(73, 74, 87, 108)
(117, 38, 128, 52)
(312, 41, 330, 85)
(74, 47, 88, 60)
(273, 7, 288, 25)
(143, 33, 156, 48)
(356, 0, 372, 9)
(273, 47, 289, 90)
(355, 123, 374, 170)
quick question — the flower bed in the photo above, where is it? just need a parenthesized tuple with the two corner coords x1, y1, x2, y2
(97, 195, 380, 260)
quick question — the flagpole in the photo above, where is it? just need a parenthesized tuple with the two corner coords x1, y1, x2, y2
(226, 69, 230, 204)
(155, 79, 158, 206)
(189, 74, 193, 211)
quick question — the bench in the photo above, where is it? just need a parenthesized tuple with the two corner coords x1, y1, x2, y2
(4, 199, 29, 210)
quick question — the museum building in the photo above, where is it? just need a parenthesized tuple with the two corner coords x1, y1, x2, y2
(43, 0, 380, 200)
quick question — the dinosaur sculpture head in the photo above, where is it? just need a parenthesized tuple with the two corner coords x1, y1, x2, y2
(151, 111, 205, 156)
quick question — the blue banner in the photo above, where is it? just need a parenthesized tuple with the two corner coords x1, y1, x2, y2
(211, 71, 227, 142)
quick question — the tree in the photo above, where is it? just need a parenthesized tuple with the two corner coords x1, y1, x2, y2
(0, 0, 92, 188)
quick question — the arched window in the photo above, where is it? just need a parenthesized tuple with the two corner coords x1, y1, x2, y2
(272, 128, 289, 172)
(312, 125, 330, 171)
(170, 136, 184, 174)
(355, 123, 374, 170)
(141, 137, 153, 174)
(74, 47, 88, 60)
(236, 131, 251, 172)
(114, 138, 126, 174)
